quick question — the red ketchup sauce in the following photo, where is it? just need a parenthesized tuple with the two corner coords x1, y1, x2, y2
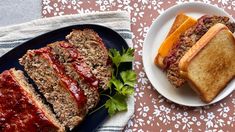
(33, 47, 87, 108)
(0, 70, 57, 131)
(59, 42, 99, 89)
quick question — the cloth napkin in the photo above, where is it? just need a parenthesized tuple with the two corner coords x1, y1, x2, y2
(0, 11, 134, 131)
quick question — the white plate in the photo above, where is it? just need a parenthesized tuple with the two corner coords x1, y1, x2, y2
(143, 2, 235, 106)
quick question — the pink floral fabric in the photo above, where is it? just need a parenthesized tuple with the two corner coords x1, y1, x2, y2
(42, 0, 235, 131)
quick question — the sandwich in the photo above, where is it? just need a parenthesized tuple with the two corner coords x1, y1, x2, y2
(179, 23, 235, 103)
(154, 13, 235, 102)
(155, 14, 235, 88)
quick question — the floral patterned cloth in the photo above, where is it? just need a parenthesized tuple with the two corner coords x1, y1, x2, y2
(42, 0, 235, 131)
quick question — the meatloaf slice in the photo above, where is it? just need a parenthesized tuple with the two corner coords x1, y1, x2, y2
(66, 29, 112, 90)
(47, 41, 99, 110)
(164, 15, 235, 88)
(19, 48, 87, 130)
(0, 68, 64, 132)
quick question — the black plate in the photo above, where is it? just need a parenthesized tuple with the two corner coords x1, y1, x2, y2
(0, 24, 130, 132)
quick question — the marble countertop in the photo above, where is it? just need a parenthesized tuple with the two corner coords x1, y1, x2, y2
(0, 0, 41, 27)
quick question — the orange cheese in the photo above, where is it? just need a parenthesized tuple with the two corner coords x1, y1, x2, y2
(166, 13, 189, 38)
(155, 17, 197, 68)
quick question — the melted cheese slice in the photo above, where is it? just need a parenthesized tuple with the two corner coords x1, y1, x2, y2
(155, 16, 197, 68)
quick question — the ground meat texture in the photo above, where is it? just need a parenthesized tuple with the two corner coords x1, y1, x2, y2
(0, 69, 64, 132)
(19, 48, 87, 130)
(66, 29, 112, 90)
(48, 41, 100, 110)
(164, 15, 235, 88)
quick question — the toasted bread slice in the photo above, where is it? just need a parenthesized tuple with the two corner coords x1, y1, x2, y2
(179, 23, 235, 103)
(155, 15, 197, 68)
(166, 13, 189, 37)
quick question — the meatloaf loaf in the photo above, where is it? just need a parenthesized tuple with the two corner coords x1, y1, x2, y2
(66, 29, 112, 90)
(19, 48, 87, 130)
(164, 15, 235, 88)
(0, 68, 64, 132)
(47, 41, 99, 110)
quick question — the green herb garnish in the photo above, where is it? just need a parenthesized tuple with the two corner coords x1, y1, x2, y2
(105, 48, 136, 116)
(89, 48, 136, 116)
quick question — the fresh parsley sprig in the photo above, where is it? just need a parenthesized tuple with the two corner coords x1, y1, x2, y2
(105, 48, 136, 116)
(89, 48, 136, 116)
(108, 48, 134, 76)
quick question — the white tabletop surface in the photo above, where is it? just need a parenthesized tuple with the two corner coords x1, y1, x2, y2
(0, 0, 40, 27)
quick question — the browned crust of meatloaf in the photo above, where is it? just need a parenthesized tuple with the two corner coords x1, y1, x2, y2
(164, 15, 235, 88)
(66, 29, 112, 90)
(0, 68, 64, 132)
(47, 41, 100, 110)
(19, 49, 87, 130)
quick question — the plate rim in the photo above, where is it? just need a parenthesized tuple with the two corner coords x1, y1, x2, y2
(143, 2, 235, 107)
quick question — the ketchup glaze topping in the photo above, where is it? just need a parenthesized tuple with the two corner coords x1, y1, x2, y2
(59, 42, 99, 88)
(32, 47, 87, 108)
(0, 70, 58, 131)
